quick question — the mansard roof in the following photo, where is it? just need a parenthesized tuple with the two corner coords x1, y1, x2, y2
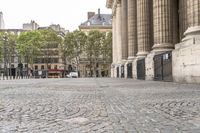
(80, 14, 112, 27)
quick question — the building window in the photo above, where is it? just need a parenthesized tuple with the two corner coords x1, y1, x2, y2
(48, 65, 51, 69)
(54, 65, 57, 70)
(35, 65, 38, 70)
(41, 65, 44, 70)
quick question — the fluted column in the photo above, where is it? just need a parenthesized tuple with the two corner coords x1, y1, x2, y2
(137, 0, 152, 57)
(116, 1, 122, 63)
(187, 0, 200, 27)
(179, 0, 188, 40)
(172, 0, 179, 44)
(152, 0, 178, 51)
(112, 15, 117, 64)
(128, 0, 137, 60)
(184, 0, 200, 38)
(121, 0, 128, 61)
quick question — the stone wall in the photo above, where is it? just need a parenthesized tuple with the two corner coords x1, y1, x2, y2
(173, 37, 200, 84)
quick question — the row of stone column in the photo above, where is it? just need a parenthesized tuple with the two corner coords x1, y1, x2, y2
(110, 0, 200, 77)
(112, 0, 200, 67)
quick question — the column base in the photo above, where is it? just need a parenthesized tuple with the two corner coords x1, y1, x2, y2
(111, 63, 115, 78)
(121, 60, 126, 78)
(173, 32, 200, 84)
(132, 58, 138, 79)
(182, 26, 200, 41)
(152, 43, 174, 52)
(124, 62, 128, 78)
(137, 52, 149, 58)
(124, 57, 137, 79)
(128, 56, 136, 61)
(111, 63, 119, 78)
(145, 52, 156, 80)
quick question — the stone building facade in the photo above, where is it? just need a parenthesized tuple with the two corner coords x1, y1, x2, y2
(23, 20, 39, 31)
(107, 0, 200, 84)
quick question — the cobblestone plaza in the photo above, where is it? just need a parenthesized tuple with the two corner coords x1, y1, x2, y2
(0, 78, 200, 132)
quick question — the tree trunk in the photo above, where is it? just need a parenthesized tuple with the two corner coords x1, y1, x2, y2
(64, 55, 67, 78)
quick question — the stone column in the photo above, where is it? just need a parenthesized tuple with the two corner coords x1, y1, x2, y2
(179, 0, 188, 40)
(121, 0, 128, 61)
(116, 1, 122, 64)
(184, 0, 200, 38)
(152, 0, 178, 51)
(136, 0, 152, 57)
(172, 0, 179, 44)
(128, 0, 137, 60)
(111, 15, 117, 77)
(112, 15, 117, 64)
(187, 0, 200, 27)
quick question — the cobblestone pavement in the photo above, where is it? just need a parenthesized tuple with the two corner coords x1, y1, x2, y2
(0, 78, 200, 133)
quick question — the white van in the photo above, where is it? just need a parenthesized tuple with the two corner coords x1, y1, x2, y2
(68, 72, 78, 78)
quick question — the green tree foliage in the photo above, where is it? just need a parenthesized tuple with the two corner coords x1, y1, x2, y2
(102, 32, 112, 62)
(62, 32, 74, 76)
(0, 32, 3, 62)
(73, 30, 87, 55)
(63, 30, 112, 77)
(39, 29, 62, 45)
(85, 30, 106, 76)
(72, 31, 87, 72)
(17, 30, 44, 66)
(0, 32, 18, 78)
(63, 31, 86, 73)
(38, 29, 62, 67)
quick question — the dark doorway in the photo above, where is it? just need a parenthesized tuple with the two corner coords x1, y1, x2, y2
(127, 63, 132, 78)
(154, 52, 173, 82)
(10, 68, 16, 78)
(137, 59, 145, 80)
(117, 67, 119, 78)
(121, 65, 124, 78)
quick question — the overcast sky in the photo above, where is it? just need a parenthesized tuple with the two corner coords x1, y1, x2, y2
(0, 0, 111, 31)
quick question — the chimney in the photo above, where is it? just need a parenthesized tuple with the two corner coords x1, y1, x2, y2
(88, 12, 95, 20)
(98, 8, 100, 16)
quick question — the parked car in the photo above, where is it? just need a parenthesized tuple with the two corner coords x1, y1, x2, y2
(66, 72, 78, 78)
